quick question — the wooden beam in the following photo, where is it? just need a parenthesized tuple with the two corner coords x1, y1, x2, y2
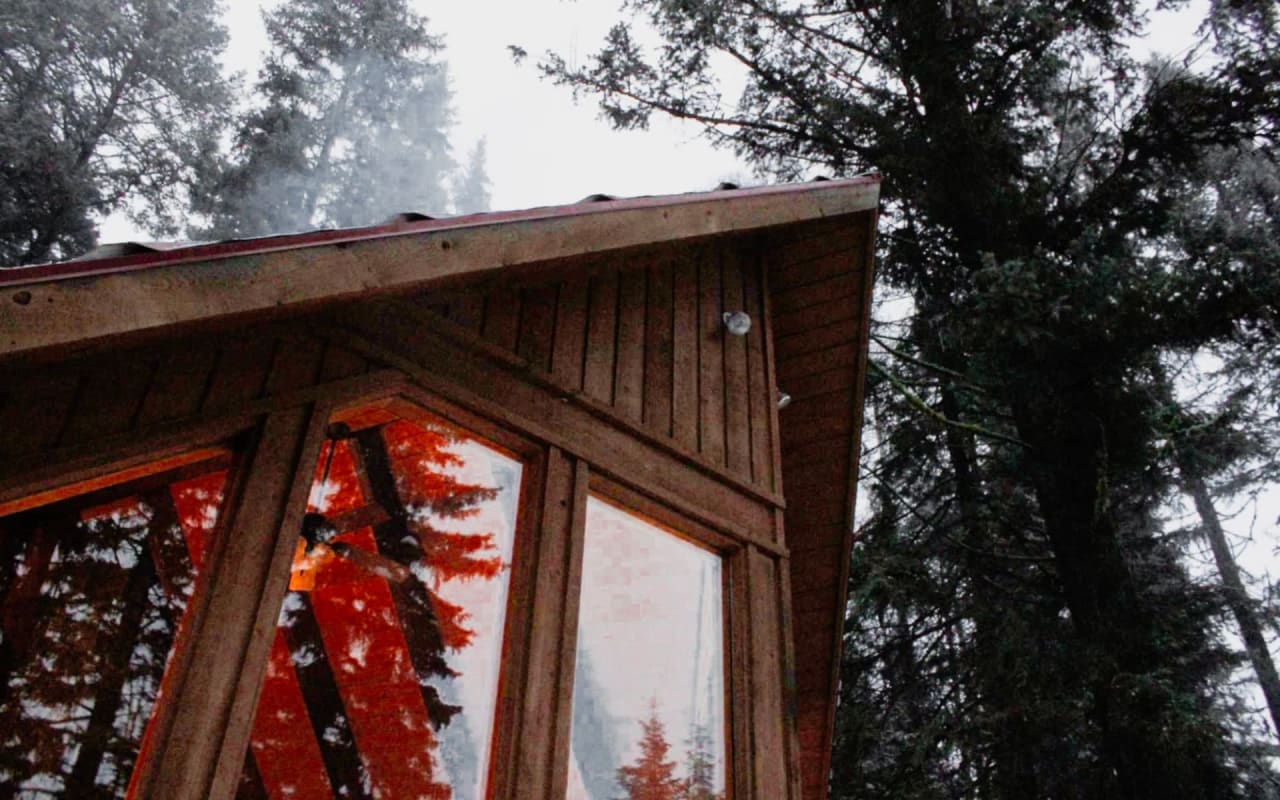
(1, 181, 879, 362)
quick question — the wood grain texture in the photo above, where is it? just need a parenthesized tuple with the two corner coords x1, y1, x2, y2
(643, 259, 674, 438)
(335, 303, 780, 549)
(518, 283, 558, 374)
(583, 271, 618, 404)
(3, 179, 879, 361)
(767, 209, 878, 800)
(697, 250, 726, 466)
(721, 250, 752, 479)
(613, 268, 646, 423)
(513, 448, 582, 800)
(147, 405, 318, 799)
(551, 276, 588, 390)
(482, 286, 522, 352)
(58, 353, 156, 444)
(742, 257, 774, 491)
(671, 255, 700, 452)
(748, 547, 789, 799)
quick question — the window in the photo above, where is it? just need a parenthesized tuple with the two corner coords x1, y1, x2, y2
(235, 401, 523, 800)
(0, 449, 233, 798)
(567, 496, 728, 800)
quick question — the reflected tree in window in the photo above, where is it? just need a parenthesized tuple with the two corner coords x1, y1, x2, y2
(616, 701, 682, 800)
(568, 498, 727, 800)
(0, 458, 230, 798)
(239, 404, 521, 800)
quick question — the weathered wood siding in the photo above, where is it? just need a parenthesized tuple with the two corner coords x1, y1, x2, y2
(766, 214, 875, 800)
(413, 240, 781, 500)
(0, 327, 376, 472)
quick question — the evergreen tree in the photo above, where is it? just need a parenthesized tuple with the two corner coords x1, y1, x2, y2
(533, 1, 1280, 797)
(193, 0, 470, 238)
(616, 701, 682, 800)
(679, 724, 721, 800)
(453, 138, 492, 216)
(0, 0, 231, 265)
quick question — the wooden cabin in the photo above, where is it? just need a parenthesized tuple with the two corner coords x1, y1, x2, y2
(0, 178, 879, 800)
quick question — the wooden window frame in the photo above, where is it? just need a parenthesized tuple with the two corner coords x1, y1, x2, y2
(583, 474, 748, 800)
(1, 363, 788, 799)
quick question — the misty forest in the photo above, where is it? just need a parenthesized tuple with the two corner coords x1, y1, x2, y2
(4, 0, 1280, 798)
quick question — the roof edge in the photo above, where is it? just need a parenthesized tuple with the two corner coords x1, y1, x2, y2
(2, 178, 880, 362)
(1, 177, 880, 290)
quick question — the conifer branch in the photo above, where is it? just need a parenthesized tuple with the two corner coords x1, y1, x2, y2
(870, 360, 1030, 449)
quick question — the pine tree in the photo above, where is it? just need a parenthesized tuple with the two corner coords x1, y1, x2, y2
(192, 0, 473, 238)
(679, 724, 720, 800)
(533, 2, 1280, 796)
(0, 0, 231, 265)
(616, 701, 682, 800)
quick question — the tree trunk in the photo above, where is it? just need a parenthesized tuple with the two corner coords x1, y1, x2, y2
(1010, 371, 1231, 800)
(1181, 457, 1280, 743)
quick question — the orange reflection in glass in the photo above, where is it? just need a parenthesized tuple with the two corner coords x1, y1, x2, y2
(0, 455, 231, 798)
(238, 404, 522, 800)
(567, 498, 727, 800)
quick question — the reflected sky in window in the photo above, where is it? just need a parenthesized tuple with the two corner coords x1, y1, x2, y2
(568, 497, 726, 800)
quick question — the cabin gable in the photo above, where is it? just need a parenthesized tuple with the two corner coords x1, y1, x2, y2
(0, 180, 878, 800)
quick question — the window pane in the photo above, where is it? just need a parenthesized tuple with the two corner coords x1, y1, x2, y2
(237, 403, 522, 800)
(568, 498, 727, 800)
(0, 452, 232, 798)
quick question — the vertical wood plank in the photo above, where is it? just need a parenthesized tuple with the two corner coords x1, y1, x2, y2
(262, 335, 325, 397)
(488, 452, 546, 800)
(613, 268, 646, 423)
(671, 255, 699, 451)
(743, 254, 774, 492)
(761, 260, 786, 517)
(58, 354, 157, 444)
(483, 286, 522, 354)
(146, 404, 323, 799)
(317, 341, 369, 383)
(547, 458, 589, 800)
(448, 291, 485, 333)
(203, 337, 277, 413)
(582, 271, 618, 404)
(728, 546, 755, 800)
(748, 547, 789, 799)
(643, 259, 674, 438)
(518, 284, 558, 374)
(721, 251, 752, 480)
(551, 276, 589, 391)
(698, 249, 726, 467)
(0, 368, 80, 458)
(136, 344, 220, 427)
(775, 512, 805, 800)
(513, 448, 586, 800)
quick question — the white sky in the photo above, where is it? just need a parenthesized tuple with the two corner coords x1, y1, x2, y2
(100, 0, 748, 243)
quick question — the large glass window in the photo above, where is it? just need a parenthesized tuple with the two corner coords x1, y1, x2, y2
(0, 449, 233, 798)
(236, 401, 522, 800)
(568, 497, 727, 800)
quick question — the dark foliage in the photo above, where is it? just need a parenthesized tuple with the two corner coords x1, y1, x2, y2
(534, 0, 1280, 796)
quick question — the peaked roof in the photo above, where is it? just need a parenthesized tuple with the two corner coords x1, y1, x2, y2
(1, 179, 878, 361)
(0, 177, 881, 800)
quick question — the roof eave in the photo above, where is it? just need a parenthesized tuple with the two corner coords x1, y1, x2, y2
(1, 178, 879, 362)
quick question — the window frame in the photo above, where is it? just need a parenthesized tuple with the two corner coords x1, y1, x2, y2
(0, 362, 781, 800)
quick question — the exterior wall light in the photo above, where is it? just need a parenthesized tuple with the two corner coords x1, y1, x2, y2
(777, 390, 792, 409)
(722, 311, 752, 336)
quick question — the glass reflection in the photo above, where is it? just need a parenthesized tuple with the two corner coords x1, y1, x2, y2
(568, 498, 727, 800)
(237, 402, 522, 800)
(0, 455, 231, 798)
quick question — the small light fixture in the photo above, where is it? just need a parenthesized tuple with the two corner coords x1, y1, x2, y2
(777, 390, 792, 409)
(722, 311, 752, 336)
